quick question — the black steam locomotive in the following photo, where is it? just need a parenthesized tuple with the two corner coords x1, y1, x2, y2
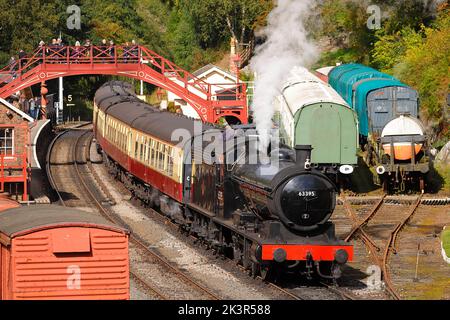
(93, 81, 353, 280)
(223, 141, 352, 279)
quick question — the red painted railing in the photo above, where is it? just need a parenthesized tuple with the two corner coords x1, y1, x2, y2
(0, 45, 248, 123)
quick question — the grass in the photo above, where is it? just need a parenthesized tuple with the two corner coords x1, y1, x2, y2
(442, 228, 450, 259)
(434, 164, 450, 193)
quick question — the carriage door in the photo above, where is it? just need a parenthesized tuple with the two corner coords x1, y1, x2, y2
(367, 87, 394, 135)
(299, 104, 341, 164)
(394, 87, 419, 117)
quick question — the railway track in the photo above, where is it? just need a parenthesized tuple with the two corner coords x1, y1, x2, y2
(135, 208, 358, 300)
(341, 192, 423, 299)
(95, 153, 358, 301)
(338, 195, 449, 206)
(47, 127, 220, 300)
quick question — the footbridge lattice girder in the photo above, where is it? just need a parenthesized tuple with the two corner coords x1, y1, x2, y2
(0, 45, 248, 124)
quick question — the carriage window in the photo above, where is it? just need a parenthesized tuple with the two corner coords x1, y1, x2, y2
(135, 134, 139, 159)
(151, 140, 156, 167)
(158, 143, 165, 171)
(146, 139, 151, 163)
(139, 144, 143, 161)
(155, 142, 160, 168)
(0, 128, 14, 155)
(122, 126, 126, 150)
(167, 147, 174, 177)
(119, 126, 122, 149)
(122, 126, 125, 150)
(163, 145, 169, 172)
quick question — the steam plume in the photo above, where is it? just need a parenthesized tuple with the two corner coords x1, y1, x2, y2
(250, 0, 318, 147)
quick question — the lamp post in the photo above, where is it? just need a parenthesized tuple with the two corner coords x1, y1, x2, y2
(233, 55, 241, 84)
(40, 81, 48, 120)
(233, 55, 242, 105)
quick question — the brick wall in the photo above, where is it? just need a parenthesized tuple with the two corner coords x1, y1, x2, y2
(0, 104, 29, 168)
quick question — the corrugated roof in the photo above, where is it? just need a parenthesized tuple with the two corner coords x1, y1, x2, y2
(329, 64, 396, 105)
(280, 66, 350, 116)
(0, 205, 128, 238)
(327, 64, 420, 136)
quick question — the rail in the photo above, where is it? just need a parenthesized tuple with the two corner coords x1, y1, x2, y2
(72, 130, 220, 300)
(45, 130, 69, 206)
(341, 193, 423, 300)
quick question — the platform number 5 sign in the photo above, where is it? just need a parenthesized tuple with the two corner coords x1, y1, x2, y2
(67, 265, 81, 290)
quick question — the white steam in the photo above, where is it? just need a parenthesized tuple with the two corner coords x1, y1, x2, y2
(250, 0, 319, 147)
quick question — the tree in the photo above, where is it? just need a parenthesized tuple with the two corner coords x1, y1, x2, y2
(177, 0, 271, 49)
(371, 27, 423, 73)
(81, 0, 144, 44)
(396, 5, 450, 133)
(0, 0, 61, 63)
(312, 0, 376, 64)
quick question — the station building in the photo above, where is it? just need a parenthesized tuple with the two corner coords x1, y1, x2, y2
(166, 64, 239, 120)
(0, 97, 33, 201)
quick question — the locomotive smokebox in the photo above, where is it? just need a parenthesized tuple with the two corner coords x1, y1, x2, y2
(295, 145, 312, 170)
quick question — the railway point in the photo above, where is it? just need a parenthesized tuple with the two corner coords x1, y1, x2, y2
(0, 0, 448, 309)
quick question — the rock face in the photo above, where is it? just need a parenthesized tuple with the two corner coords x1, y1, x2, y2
(435, 141, 450, 164)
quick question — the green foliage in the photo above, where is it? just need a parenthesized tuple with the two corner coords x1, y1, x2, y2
(0, 0, 271, 69)
(239, 71, 254, 82)
(180, 0, 272, 48)
(377, 0, 438, 34)
(314, 0, 449, 141)
(395, 7, 450, 125)
(0, 0, 60, 63)
(313, 0, 376, 63)
(442, 228, 450, 258)
(371, 27, 423, 73)
(81, 0, 144, 44)
(167, 101, 176, 113)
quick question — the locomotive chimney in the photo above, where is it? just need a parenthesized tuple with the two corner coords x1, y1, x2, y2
(295, 145, 312, 170)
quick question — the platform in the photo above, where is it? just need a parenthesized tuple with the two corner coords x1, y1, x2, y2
(29, 119, 53, 203)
